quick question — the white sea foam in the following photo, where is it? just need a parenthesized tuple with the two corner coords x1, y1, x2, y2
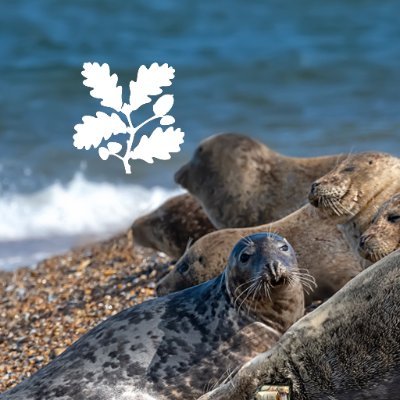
(0, 173, 182, 270)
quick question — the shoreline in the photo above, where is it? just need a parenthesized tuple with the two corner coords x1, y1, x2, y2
(0, 230, 172, 392)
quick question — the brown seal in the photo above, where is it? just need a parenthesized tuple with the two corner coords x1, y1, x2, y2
(199, 249, 400, 400)
(1, 233, 304, 400)
(308, 151, 400, 257)
(358, 193, 400, 262)
(158, 153, 400, 303)
(131, 193, 215, 258)
(175, 133, 345, 228)
(157, 204, 363, 305)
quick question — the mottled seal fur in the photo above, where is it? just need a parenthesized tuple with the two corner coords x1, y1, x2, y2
(358, 193, 400, 262)
(2, 233, 304, 400)
(175, 133, 345, 228)
(131, 193, 215, 258)
(199, 249, 400, 400)
(158, 153, 400, 303)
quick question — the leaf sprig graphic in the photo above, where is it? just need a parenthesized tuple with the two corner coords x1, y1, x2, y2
(73, 62, 184, 174)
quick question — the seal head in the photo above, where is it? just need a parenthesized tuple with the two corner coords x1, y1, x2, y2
(308, 152, 399, 223)
(359, 193, 400, 262)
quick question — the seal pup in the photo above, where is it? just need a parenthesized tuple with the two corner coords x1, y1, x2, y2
(131, 193, 216, 258)
(158, 153, 400, 302)
(199, 249, 400, 400)
(358, 193, 400, 262)
(175, 133, 345, 228)
(2, 233, 304, 400)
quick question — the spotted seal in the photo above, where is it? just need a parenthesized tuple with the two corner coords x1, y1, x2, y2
(358, 193, 400, 262)
(2, 233, 304, 400)
(131, 193, 215, 258)
(158, 153, 400, 302)
(175, 133, 345, 228)
(199, 248, 400, 400)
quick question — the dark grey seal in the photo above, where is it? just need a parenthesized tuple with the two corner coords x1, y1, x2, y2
(199, 248, 400, 400)
(1, 233, 304, 400)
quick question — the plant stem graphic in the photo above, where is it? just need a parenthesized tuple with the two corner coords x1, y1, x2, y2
(73, 62, 184, 174)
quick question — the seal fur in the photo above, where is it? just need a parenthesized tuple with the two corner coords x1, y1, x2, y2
(158, 153, 400, 303)
(358, 193, 400, 262)
(175, 133, 345, 228)
(131, 193, 215, 258)
(2, 233, 304, 400)
(199, 249, 400, 400)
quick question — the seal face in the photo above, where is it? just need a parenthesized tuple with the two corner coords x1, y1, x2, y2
(131, 193, 215, 258)
(308, 152, 400, 222)
(3, 233, 304, 400)
(359, 193, 400, 262)
(175, 133, 344, 228)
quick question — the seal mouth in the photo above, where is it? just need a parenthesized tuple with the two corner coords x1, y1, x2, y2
(269, 276, 287, 287)
(308, 187, 353, 218)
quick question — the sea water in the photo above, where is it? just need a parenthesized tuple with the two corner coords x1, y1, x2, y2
(1, 0, 399, 269)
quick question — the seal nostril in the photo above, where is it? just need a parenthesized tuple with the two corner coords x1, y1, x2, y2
(310, 182, 320, 193)
(359, 236, 366, 249)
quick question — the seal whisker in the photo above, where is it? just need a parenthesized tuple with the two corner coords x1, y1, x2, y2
(235, 281, 259, 312)
(237, 281, 260, 314)
(233, 277, 260, 297)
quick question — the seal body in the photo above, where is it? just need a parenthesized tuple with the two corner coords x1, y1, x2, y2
(175, 133, 345, 228)
(358, 193, 400, 262)
(157, 204, 364, 305)
(2, 233, 304, 400)
(199, 249, 400, 400)
(131, 193, 215, 258)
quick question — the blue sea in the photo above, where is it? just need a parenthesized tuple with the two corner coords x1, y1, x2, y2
(1, 0, 399, 269)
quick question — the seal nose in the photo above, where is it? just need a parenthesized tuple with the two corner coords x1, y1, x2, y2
(359, 234, 369, 250)
(266, 260, 285, 283)
(310, 181, 320, 195)
(174, 165, 188, 187)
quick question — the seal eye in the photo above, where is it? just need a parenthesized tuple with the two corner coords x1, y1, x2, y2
(239, 253, 251, 263)
(280, 244, 289, 252)
(387, 214, 400, 223)
(177, 262, 189, 274)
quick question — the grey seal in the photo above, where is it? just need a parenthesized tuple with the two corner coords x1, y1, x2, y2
(175, 133, 345, 228)
(131, 193, 215, 258)
(199, 248, 400, 400)
(2, 233, 304, 400)
(358, 192, 400, 262)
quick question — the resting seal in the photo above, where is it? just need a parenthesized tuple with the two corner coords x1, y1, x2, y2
(2, 233, 304, 400)
(131, 193, 215, 258)
(358, 193, 400, 262)
(199, 249, 400, 400)
(157, 204, 362, 304)
(158, 153, 400, 302)
(175, 133, 345, 228)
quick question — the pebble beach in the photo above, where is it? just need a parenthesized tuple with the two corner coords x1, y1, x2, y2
(0, 231, 172, 392)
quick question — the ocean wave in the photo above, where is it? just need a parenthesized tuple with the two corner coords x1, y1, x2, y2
(0, 173, 182, 269)
(0, 173, 182, 241)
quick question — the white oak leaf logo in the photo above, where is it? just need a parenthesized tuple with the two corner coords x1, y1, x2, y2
(129, 63, 175, 111)
(131, 127, 184, 164)
(73, 62, 185, 174)
(82, 63, 123, 111)
(73, 112, 127, 150)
